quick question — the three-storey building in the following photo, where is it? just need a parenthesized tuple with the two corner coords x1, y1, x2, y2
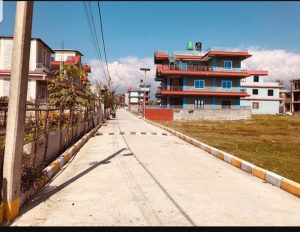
(154, 45, 251, 110)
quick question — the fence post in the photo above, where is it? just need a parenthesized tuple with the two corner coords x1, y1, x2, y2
(43, 108, 49, 163)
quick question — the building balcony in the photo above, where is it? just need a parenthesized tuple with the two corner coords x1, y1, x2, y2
(156, 65, 249, 78)
(35, 63, 51, 73)
(159, 86, 248, 97)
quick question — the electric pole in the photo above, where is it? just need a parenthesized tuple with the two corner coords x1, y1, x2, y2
(2, 1, 34, 222)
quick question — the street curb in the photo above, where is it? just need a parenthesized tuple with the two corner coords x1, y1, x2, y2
(19, 123, 103, 207)
(144, 119, 300, 198)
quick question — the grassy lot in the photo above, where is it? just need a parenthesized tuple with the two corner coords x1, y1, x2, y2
(157, 115, 300, 183)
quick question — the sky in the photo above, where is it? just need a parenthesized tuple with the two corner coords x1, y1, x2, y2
(1, 1, 300, 96)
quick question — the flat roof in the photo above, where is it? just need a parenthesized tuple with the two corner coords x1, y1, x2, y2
(53, 49, 84, 56)
(0, 36, 55, 53)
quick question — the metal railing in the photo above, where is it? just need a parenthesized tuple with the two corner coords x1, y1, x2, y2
(35, 63, 51, 73)
(164, 64, 246, 72)
(160, 85, 246, 93)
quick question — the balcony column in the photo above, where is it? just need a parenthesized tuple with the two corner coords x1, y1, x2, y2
(237, 98, 240, 109)
(167, 78, 170, 90)
(183, 77, 187, 91)
(212, 57, 216, 71)
(182, 96, 187, 109)
(237, 79, 240, 92)
(212, 97, 216, 109)
(167, 96, 170, 108)
(212, 77, 216, 91)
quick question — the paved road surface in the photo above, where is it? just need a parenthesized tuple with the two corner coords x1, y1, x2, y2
(12, 109, 300, 226)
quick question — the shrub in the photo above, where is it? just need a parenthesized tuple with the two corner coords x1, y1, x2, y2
(21, 153, 45, 193)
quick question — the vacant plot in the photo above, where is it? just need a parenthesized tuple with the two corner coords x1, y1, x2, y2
(157, 115, 300, 183)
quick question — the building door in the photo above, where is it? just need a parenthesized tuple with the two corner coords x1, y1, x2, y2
(222, 100, 231, 109)
(194, 99, 204, 109)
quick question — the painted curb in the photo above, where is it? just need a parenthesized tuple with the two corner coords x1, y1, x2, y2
(144, 119, 300, 198)
(19, 123, 103, 207)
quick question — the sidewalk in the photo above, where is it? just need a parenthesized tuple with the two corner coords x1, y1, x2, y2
(11, 109, 300, 226)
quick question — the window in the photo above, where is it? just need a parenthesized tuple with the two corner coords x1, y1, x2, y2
(252, 89, 258, 95)
(252, 102, 259, 109)
(180, 63, 187, 70)
(194, 80, 205, 89)
(194, 99, 204, 109)
(221, 80, 232, 89)
(222, 100, 231, 109)
(253, 76, 259, 82)
(268, 89, 274, 96)
(223, 60, 232, 70)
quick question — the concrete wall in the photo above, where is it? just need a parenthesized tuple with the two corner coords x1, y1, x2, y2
(145, 108, 173, 121)
(240, 99, 280, 115)
(173, 108, 251, 121)
(22, 107, 104, 166)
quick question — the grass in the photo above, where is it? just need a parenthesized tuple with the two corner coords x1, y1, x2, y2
(157, 115, 300, 183)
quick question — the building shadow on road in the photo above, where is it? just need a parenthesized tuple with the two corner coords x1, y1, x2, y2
(17, 148, 130, 218)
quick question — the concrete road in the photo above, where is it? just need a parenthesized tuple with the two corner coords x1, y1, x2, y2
(12, 109, 300, 226)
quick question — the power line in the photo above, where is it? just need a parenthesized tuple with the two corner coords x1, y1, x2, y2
(97, 1, 111, 88)
(82, 1, 108, 84)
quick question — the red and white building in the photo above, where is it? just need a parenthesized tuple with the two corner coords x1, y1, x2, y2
(0, 36, 54, 103)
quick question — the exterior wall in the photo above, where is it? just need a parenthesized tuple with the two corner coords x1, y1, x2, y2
(145, 108, 173, 121)
(173, 108, 251, 121)
(215, 56, 241, 69)
(54, 51, 77, 62)
(240, 99, 279, 115)
(184, 96, 240, 109)
(241, 75, 281, 114)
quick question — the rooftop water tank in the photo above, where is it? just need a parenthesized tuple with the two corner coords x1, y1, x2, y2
(187, 42, 194, 50)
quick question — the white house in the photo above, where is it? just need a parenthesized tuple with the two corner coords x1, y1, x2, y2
(240, 71, 284, 114)
(0, 36, 54, 103)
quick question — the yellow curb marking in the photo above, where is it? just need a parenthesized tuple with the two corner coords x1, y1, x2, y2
(216, 152, 224, 160)
(252, 166, 266, 180)
(231, 158, 242, 168)
(51, 160, 60, 174)
(3, 198, 20, 222)
(281, 179, 300, 197)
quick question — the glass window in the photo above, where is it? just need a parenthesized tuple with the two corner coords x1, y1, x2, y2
(253, 76, 259, 82)
(268, 89, 274, 96)
(180, 63, 187, 70)
(252, 102, 259, 109)
(221, 80, 232, 89)
(194, 80, 205, 89)
(252, 89, 258, 95)
(223, 60, 232, 70)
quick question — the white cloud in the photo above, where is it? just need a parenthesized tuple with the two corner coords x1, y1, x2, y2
(88, 56, 157, 99)
(243, 48, 300, 89)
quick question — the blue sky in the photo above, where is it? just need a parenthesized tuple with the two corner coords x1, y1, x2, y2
(1, 1, 300, 94)
(1, 1, 300, 62)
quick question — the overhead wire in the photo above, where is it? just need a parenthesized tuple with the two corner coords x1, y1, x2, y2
(82, 1, 109, 85)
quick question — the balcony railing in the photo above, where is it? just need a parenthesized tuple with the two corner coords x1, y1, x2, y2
(146, 105, 251, 110)
(164, 64, 246, 72)
(160, 85, 246, 93)
(35, 63, 51, 73)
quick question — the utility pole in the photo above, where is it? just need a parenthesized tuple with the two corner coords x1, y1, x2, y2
(2, 1, 34, 222)
(140, 68, 150, 118)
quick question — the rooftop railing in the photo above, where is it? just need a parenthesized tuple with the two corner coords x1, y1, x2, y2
(163, 64, 246, 72)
